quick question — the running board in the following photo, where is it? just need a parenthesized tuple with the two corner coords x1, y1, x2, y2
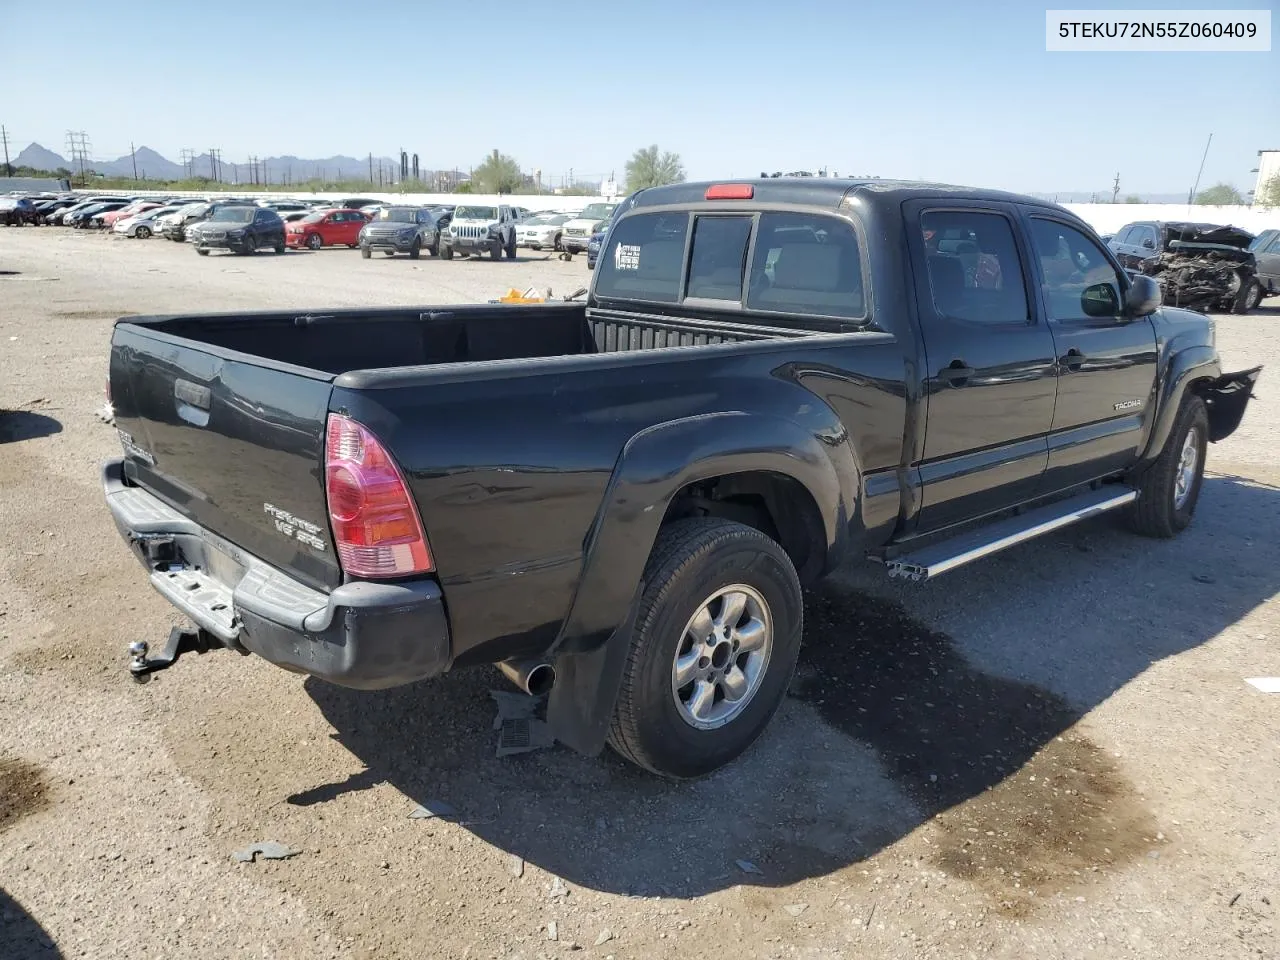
(886, 487, 1138, 582)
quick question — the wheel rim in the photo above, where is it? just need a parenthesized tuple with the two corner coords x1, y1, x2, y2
(308, 234, 321, 249)
(671, 584, 773, 730)
(1173, 426, 1200, 510)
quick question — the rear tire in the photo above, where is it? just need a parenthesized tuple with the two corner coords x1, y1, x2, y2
(440, 244, 453, 260)
(606, 518, 803, 779)
(1125, 394, 1208, 539)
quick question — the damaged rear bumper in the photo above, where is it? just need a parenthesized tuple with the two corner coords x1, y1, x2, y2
(102, 458, 452, 689)
(1204, 366, 1262, 442)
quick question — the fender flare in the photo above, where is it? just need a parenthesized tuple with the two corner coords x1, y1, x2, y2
(546, 410, 855, 755)
(1141, 345, 1220, 462)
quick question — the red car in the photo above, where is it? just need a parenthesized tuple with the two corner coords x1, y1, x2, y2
(285, 209, 369, 250)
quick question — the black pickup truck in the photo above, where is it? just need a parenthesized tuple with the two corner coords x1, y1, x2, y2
(103, 179, 1261, 779)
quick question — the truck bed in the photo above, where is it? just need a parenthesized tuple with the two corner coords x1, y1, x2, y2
(142, 303, 812, 376)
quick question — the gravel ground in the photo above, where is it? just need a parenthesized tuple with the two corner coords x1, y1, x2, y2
(1, 228, 1277, 960)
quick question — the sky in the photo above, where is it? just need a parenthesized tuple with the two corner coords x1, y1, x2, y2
(2, 0, 1276, 196)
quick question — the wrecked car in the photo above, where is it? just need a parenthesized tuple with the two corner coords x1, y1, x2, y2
(1108, 221, 1258, 314)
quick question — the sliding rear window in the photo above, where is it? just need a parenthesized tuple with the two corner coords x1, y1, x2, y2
(594, 212, 689, 303)
(746, 213, 865, 319)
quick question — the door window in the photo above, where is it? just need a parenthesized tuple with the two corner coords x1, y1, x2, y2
(1265, 235, 1280, 254)
(1027, 218, 1126, 321)
(1130, 224, 1157, 249)
(1112, 225, 1134, 245)
(919, 211, 1028, 324)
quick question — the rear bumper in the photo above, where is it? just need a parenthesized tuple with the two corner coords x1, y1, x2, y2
(102, 459, 452, 690)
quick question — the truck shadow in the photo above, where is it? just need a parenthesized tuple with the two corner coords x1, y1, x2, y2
(0, 889, 62, 958)
(303, 474, 1280, 897)
(0, 411, 62, 443)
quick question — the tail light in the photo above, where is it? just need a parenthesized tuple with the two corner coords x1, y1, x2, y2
(324, 413, 433, 578)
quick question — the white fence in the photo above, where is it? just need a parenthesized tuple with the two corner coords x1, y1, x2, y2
(73, 189, 1280, 233)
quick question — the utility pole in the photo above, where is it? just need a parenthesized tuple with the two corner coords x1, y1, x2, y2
(1, 125, 12, 176)
(65, 131, 91, 186)
(179, 148, 194, 179)
(368, 152, 374, 184)
(130, 142, 138, 180)
(1188, 132, 1213, 209)
(1111, 172, 1120, 203)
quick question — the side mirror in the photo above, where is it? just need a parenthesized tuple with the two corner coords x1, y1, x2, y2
(1123, 274, 1161, 317)
(1141, 238, 1155, 249)
(1082, 282, 1121, 318)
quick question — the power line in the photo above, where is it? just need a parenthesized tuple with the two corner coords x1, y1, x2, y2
(1, 125, 11, 176)
(179, 148, 195, 179)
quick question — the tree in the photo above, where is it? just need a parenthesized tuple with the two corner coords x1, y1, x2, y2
(1122, 195, 1145, 204)
(1257, 173, 1280, 208)
(625, 145, 686, 191)
(471, 150, 524, 194)
(1194, 182, 1243, 205)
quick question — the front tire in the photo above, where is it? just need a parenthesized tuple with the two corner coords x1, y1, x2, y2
(306, 233, 322, 250)
(1245, 279, 1265, 312)
(1125, 395, 1208, 538)
(606, 518, 803, 779)
(136, 225, 152, 239)
(196, 248, 210, 256)
(409, 239, 421, 259)
(360, 245, 372, 259)
(440, 244, 453, 260)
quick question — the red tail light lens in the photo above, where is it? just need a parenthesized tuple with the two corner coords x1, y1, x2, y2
(324, 413, 433, 578)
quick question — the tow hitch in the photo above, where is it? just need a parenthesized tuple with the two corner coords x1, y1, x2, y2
(128, 626, 219, 682)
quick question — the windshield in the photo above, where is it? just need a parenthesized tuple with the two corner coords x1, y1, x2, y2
(578, 203, 617, 221)
(209, 207, 255, 223)
(526, 214, 569, 226)
(382, 208, 419, 223)
(455, 206, 497, 221)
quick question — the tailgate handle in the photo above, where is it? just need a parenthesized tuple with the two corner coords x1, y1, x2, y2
(174, 378, 211, 426)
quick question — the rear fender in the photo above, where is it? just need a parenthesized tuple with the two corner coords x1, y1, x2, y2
(1203, 366, 1262, 442)
(545, 411, 854, 755)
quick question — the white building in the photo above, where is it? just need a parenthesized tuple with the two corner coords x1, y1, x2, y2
(1253, 149, 1280, 206)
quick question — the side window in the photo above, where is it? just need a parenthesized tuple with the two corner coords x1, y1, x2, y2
(745, 212, 865, 319)
(1112, 225, 1134, 245)
(1264, 235, 1280, 254)
(919, 211, 1028, 324)
(594, 212, 689, 303)
(685, 216, 751, 301)
(1027, 218, 1125, 321)
(1132, 224, 1157, 249)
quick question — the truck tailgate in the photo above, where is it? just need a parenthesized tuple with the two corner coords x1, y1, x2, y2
(110, 322, 341, 591)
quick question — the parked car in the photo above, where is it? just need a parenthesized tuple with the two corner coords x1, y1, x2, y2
(285, 208, 368, 250)
(163, 201, 255, 242)
(560, 202, 619, 255)
(586, 227, 605, 269)
(430, 205, 454, 232)
(338, 197, 380, 210)
(101, 201, 163, 229)
(47, 196, 129, 225)
(113, 204, 186, 239)
(68, 201, 130, 229)
(1248, 229, 1280, 308)
(439, 203, 519, 260)
(33, 198, 76, 222)
(159, 203, 211, 241)
(517, 212, 572, 251)
(0, 197, 39, 226)
(103, 178, 1260, 779)
(1107, 220, 1259, 313)
(358, 206, 439, 259)
(261, 201, 311, 217)
(189, 205, 286, 255)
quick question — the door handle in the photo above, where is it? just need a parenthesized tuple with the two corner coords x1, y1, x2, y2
(1059, 349, 1086, 371)
(938, 360, 974, 386)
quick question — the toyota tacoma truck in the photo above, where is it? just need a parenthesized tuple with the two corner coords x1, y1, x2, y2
(102, 178, 1260, 779)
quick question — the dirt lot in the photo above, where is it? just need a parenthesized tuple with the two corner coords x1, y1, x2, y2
(1, 228, 1277, 960)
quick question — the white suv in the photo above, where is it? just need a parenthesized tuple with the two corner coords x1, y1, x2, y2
(440, 203, 519, 260)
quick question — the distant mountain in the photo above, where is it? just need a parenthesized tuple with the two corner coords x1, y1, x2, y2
(14, 142, 69, 171)
(94, 146, 187, 181)
(1028, 191, 1191, 204)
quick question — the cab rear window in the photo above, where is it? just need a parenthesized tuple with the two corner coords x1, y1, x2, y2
(594, 209, 866, 321)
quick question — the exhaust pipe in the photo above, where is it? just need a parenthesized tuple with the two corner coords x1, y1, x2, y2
(497, 658, 556, 697)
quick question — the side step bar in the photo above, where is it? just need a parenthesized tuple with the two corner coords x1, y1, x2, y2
(886, 486, 1138, 582)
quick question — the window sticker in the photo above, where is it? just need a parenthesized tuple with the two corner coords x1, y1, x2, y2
(614, 243, 641, 270)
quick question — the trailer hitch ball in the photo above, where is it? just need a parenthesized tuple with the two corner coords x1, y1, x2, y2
(128, 640, 151, 680)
